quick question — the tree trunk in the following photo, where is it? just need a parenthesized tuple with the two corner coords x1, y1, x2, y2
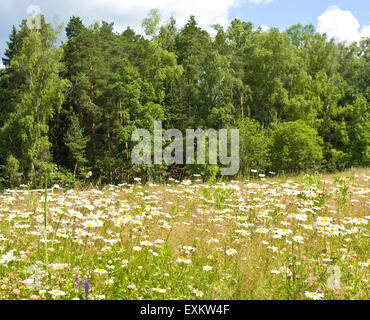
(89, 59, 96, 153)
(74, 163, 77, 178)
(121, 99, 129, 158)
(241, 95, 244, 118)
(119, 99, 122, 123)
(188, 78, 192, 119)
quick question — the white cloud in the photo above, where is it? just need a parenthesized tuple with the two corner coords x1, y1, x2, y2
(1, 0, 276, 39)
(0, 61, 4, 69)
(260, 24, 270, 32)
(0, 0, 253, 59)
(317, 5, 370, 43)
(248, 0, 274, 4)
(60, 0, 246, 35)
(360, 25, 370, 39)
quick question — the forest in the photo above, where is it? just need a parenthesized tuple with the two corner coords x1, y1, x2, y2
(0, 10, 369, 188)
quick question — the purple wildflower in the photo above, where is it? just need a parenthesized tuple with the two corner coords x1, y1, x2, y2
(84, 279, 89, 298)
(75, 276, 81, 289)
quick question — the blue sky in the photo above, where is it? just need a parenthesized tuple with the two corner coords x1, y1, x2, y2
(1, 1, 369, 68)
(230, 0, 369, 31)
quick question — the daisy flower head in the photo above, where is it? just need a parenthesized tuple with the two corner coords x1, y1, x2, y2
(48, 289, 66, 297)
(293, 235, 304, 243)
(203, 265, 213, 271)
(305, 291, 324, 300)
(276, 228, 292, 236)
(94, 268, 108, 274)
(176, 257, 192, 264)
(140, 241, 153, 247)
(51, 263, 67, 270)
(192, 288, 204, 297)
(183, 245, 196, 251)
(226, 248, 237, 256)
(256, 227, 270, 234)
(279, 266, 292, 277)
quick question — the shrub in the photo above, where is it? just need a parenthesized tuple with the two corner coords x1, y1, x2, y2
(271, 120, 323, 173)
(238, 118, 271, 175)
(3, 155, 22, 187)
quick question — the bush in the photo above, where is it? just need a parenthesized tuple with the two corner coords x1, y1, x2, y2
(271, 120, 323, 173)
(185, 164, 220, 181)
(2, 155, 22, 187)
(322, 146, 351, 173)
(31, 163, 76, 189)
(49, 166, 76, 189)
(238, 118, 271, 175)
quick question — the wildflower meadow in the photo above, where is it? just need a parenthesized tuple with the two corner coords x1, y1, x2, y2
(0, 169, 368, 300)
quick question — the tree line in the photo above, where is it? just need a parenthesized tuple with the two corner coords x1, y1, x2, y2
(0, 10, 368, 187)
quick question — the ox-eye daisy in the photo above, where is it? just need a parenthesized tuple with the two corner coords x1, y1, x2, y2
(48, 290, 66, 296)
(176, 257, 192, 264)
(94, 268, 108, 274)
(193, 288, 203, 297)
(203, 265, 213, 271)
(305, 291, 324, 300)
(226, 248, 237, 256)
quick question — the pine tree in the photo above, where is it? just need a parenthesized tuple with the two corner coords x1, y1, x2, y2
(2, 26, 19, 67)
(65, 114, 90, 177)
(66, 16, 85, 39)
(175, 16, 211, 127)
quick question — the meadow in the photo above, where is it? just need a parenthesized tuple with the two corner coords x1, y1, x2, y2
(0, 169, 368, 300)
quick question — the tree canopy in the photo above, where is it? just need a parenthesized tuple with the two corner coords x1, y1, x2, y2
(0, 14, 368, 187)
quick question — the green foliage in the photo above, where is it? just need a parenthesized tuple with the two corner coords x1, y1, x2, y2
(333, 176, 352, 206)
(185, 164, 220, 181)
(66, 16, 85, 39)
(302, 173, 320, 188)
(65, 113, 90, 178)
(0, 27, 70, 186)
(142, 8, 161, 37)
(0, 12, 369, 187)
(49, 166, 76, 189)
(271, 120, 323, 173)
(346, 98, 370, 166)
(2, 26, 19, 67)
(238, 118, 271, 175)
(1, 155, 23, 187)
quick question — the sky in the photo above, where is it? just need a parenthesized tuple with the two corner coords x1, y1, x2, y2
(0, 0, 369, 68)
